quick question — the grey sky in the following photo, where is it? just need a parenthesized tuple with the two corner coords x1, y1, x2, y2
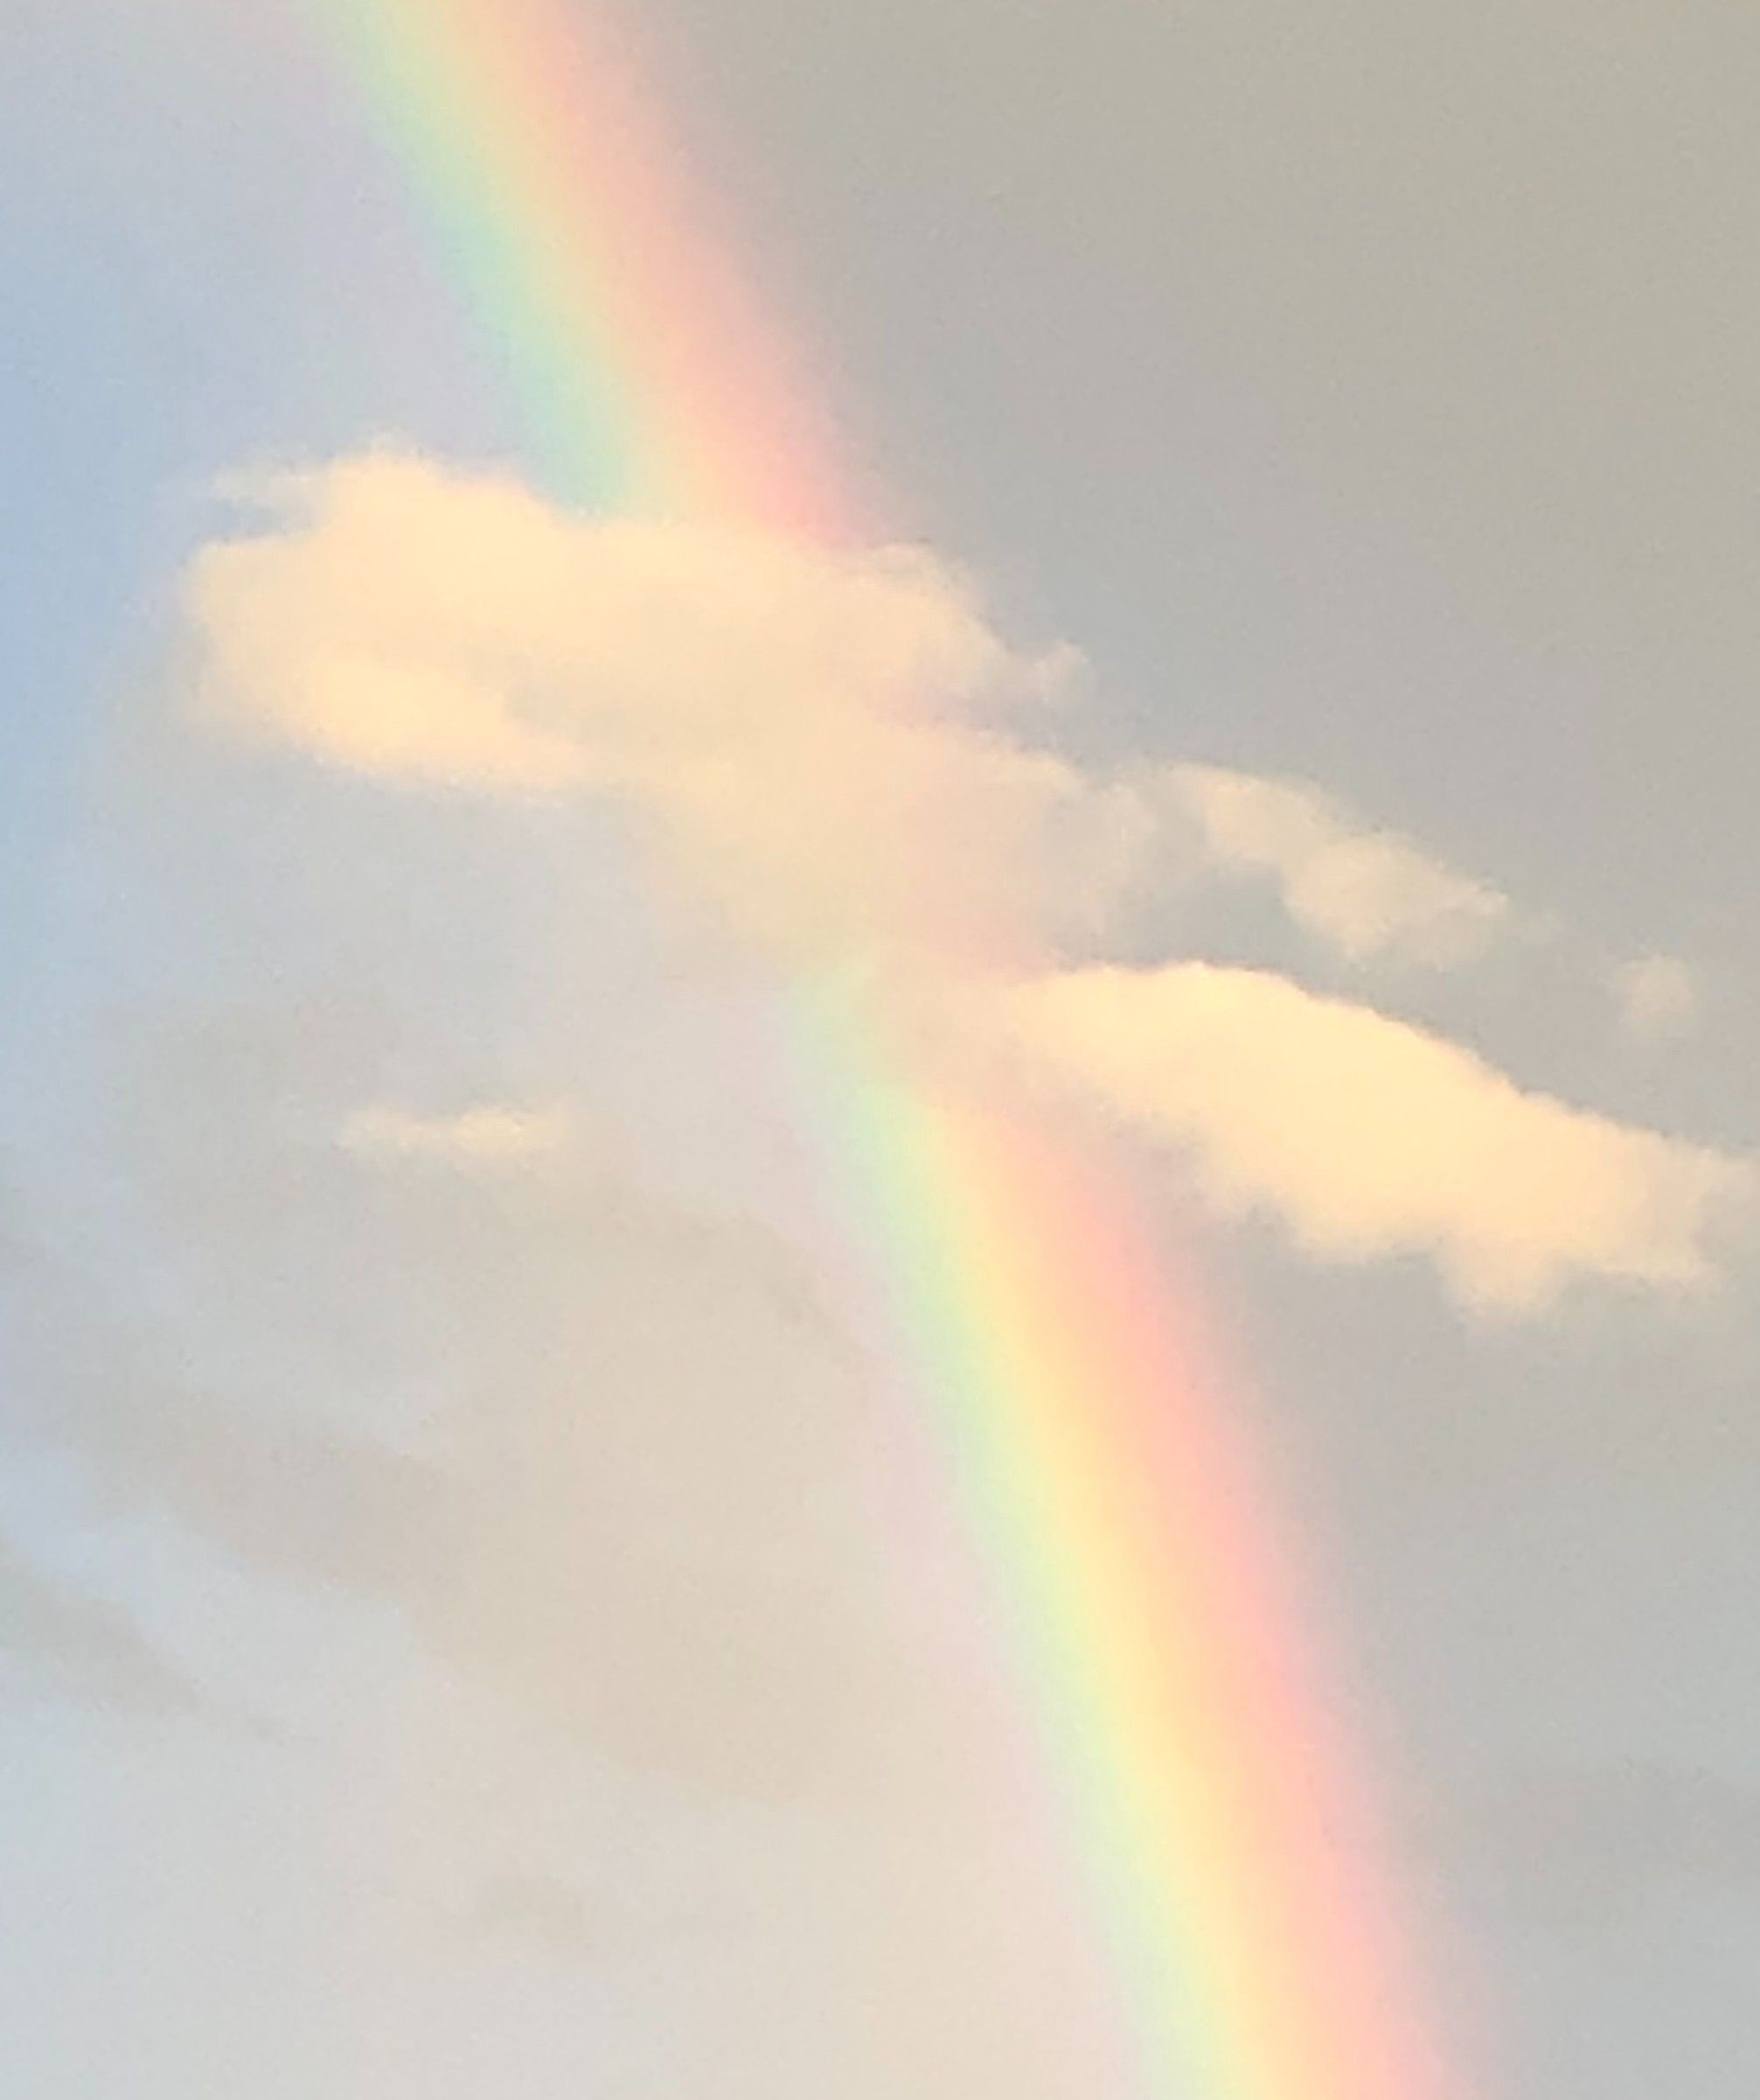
(3, 2, 1758, 2095)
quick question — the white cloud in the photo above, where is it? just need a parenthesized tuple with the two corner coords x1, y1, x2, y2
(1165, 763, 1510, 965)
(186, 453, 1134, 970)
(180, 449, 1749, 1315)
(996, 963, 1750, 1313)
(183, 456, 1516, 983)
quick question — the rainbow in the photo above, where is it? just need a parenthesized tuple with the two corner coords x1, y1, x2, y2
(803, 1002, 1453, 2100)
(313, 0, 851, 536)
(310, 3, 1461, 2096)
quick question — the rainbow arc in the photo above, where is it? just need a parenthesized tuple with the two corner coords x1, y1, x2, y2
(311, 5, 1463, 2095)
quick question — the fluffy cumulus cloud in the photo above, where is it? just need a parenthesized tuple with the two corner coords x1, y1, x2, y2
(181, 450, 1751, 1313)
(187, 454, 1134, 969)
(996, 964, 1750, 1314)
(1163, 763, 1511, 966)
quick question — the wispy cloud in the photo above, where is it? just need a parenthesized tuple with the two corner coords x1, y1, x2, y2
(1609, 953, 1701, 1045)
(340, 1102, 574, 1169)
(1161, 762, 1512, 966)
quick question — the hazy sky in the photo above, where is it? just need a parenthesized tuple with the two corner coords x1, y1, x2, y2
(3, 3, 1759, 2096)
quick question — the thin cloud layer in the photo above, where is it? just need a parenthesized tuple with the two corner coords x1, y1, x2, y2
(0, 1536, 204, 1717)
(181, 450, 1750, 1314)
(0, 1107, 1134, 2089)
(999, 963, 1749, 1313)
(0, 1120, 899, 1791)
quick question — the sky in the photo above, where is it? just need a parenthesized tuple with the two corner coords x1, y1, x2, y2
(3, 2, 1759, 2095)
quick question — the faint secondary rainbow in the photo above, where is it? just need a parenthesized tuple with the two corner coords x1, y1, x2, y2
(313, 3, 1459, 2096)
